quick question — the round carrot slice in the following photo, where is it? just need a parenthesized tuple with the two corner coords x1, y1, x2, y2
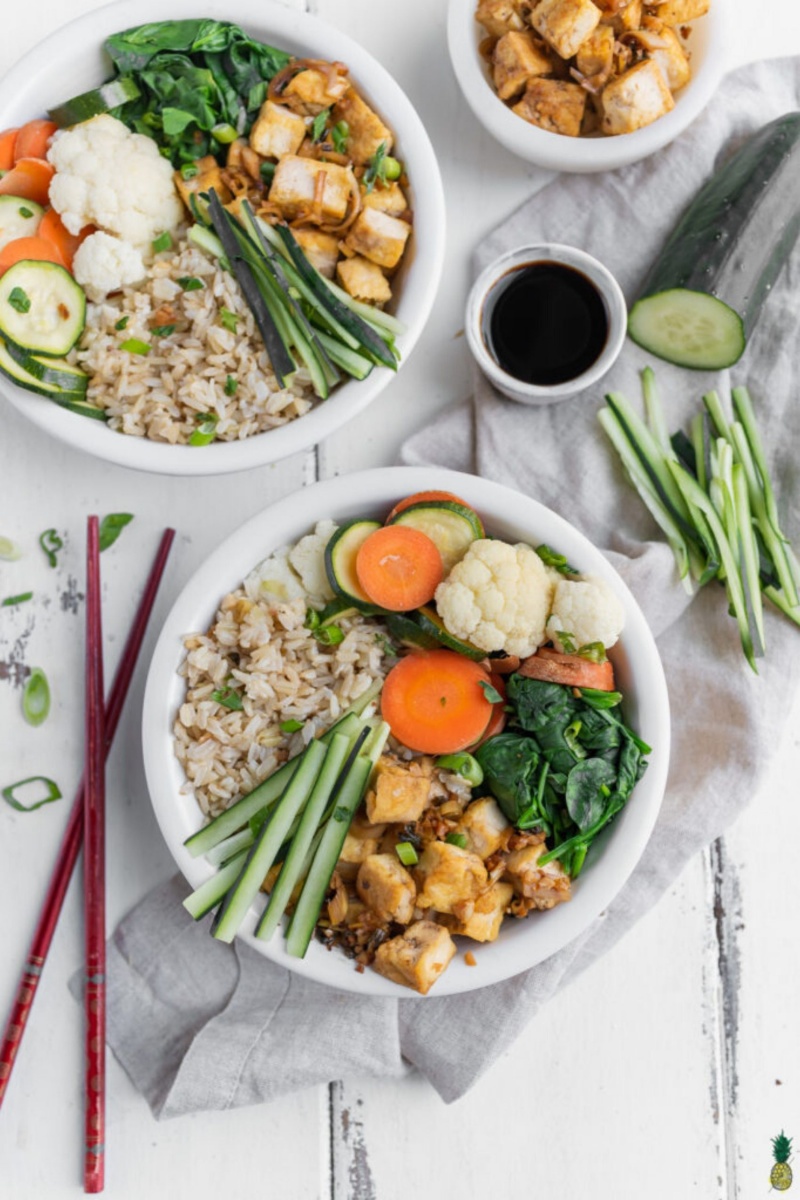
(0, 158, 56, 207)
(39, 210, 92, 270)
(385, 490, 471, 523)
(0, 236, 68, 275)
(380, 649, 494, 753)
(518, 648, 616, 691)
(0, 128, 19, 172)
(356, 525, 443, 612)
(13, 121, 58, 164)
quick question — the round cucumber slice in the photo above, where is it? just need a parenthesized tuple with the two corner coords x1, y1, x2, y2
(324, 520, 381, 609)
(416, 606, 486, 661)
(628, 289, 746, 371)
(390, 501, 483, 572)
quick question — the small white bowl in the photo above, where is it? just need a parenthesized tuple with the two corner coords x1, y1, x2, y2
(466, 243, 627, 404)
(143, 466, 671, 997)
(447, 0, 725, 174)
(0, 0, 445, 476)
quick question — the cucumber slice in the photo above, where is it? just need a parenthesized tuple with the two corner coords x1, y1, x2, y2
(183, 849, 249, 921)
(4, 338, 88, 392)
(324, 519, 381, 609)
(390, 501, 483, 572)
(49, 76, 141, 126)
(0, 196, 44, 252)
(628, 289, 746, 371)
(0, 261, 85, 357)
(385, 612, 439, 650)
(416, 605, 486, 661)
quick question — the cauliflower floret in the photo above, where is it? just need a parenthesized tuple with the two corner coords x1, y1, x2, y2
(545, 575, 625, 652)
(434, 539, 553, 658)
(288, 520, 338, 605)
(48, 114, 182, 249)
(244, 546, 306, 605)
(72, 232, 146, 302)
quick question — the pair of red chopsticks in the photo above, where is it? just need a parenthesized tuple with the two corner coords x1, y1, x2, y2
(0, 522, 175, 1193)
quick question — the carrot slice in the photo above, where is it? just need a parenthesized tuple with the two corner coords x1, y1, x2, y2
(356, 525, 443, 612)
(13, 120, 58, 164)
(518, 649, 616, 691)
(39, 209, 91, 270)
(483, 653, 520, 675)
(385, 490, 471, 523)
(0, 158, 55, 206)
(0, 128, 19, 172)
(0, 235, 68, 274)
(380, 649, 493, 754)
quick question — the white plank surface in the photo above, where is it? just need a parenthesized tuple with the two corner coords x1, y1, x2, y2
(1, 1, 799, 1198)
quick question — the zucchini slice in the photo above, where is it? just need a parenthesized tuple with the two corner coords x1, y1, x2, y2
(390, 501, 483, 572)
(0, 338, 103, 418)
(4, 338, 88, 392)
(324, 520, 381, 609)
(416, 606, 486, 661)
(49, 76, 141, 126)
(385, 612, 439, 650)
(0, 196, 44, 252)
(0, 261, 85, 357)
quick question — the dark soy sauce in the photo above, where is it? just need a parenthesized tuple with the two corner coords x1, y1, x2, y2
(485, 261, 608, 386)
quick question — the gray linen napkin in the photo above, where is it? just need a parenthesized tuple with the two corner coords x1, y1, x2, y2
(103, 57, 800, 1117)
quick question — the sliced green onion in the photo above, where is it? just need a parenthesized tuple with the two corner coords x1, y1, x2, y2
(189, 413, 218, 447)
(8, 286, 31, 314)
(224, 375, 238, 396)
(38, 528, 63, 569)
(304, 608, 321, 631)
(435, 753, 484, 788)
(98, 513, 133, 552)
(2, 775, 62, 812)
(2, 591, 33, 607)
(478, 680, 503, 705)
(331, 121, 349, 154)
(212, 122, 238, 144)
(152, 231, 172, 253)
(219, 307, 239, 333)
(314, 624, 344, 646)
(445, 832, 468, 850)
(577, 642, 607, 663)
(151, 324, 176, 337)
(178, 276, 204, 291)
(23, 667, 50, 726)
(260, 161, 276, 185)
(211, 687, 243, 710)
(310, 107, 331, 143)
(280, 718, 304, 733)
(535, 544, 578, 575)
(18, 206, 34, 219)
(181, 163, 199, 180)
(0, 536, 22, 561)
(121, 338, 150, 356)
(115, 315, 130, 331)
(395, 841, 419, 867)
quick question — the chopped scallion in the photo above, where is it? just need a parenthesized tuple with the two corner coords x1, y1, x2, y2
(18, 206, 34, 219)
(0, 536, 22, 561)
(2, 591, 33, 607)
(395, 841, 419, 867)
(178, 276, 204, 291)
(8, 286, 31, 313)
(152, 231, 172, 253)
(260, 161, 276, 185)
(212, 122, 238, 144)
(311, 107, 331, 143)
(121, 338, 151, 356)
(224, 375, 238, 396)
(115, 315, 130, 331)
(151, 324, 176, 337)
(435, 753, 484, 788)
(181, 163, 199, 179)
(38, 528, 63, 569)
(211, 687, 244, 710)
(314, 624, 344, 646)
(2, 775, 62, 812)
(22, 667, 50, 726)
(445, 832, 468, 849)
(189, 412, 218, 446)
(280, 718, 304, 733)
(331, 121, 349, 154)
(478, 680, 503, 705)
(219, 307, 239, 332)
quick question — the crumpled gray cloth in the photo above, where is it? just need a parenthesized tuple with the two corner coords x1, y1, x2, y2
(103, 58, 800, 1118)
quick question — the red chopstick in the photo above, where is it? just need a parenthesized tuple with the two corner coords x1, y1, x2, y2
(0, 528, 175, 1121)
(84, 516, 106, 1193)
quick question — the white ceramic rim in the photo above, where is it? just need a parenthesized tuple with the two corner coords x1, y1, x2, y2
(0, 0, 446, 476)
(465, 243, 627, 404)
(446, 0, 726, 173)
(143, 466, 671, 997)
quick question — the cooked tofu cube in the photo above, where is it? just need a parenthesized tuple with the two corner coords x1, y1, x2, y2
(292, 227, 341, 278)
(249, 101, 307, 159)
(416, 841, 488, 915)
(174, 155, 231, 213)
(530, 0, 602, 60)
(332, 88, 393, 165)
(366, 759, 431, 824)
(373, 920, 456, 994)
(268, 156, 356, 223)
(617, 0, 643, 28)
(505, 843, 572, 909)
(282, 66, 350, 115)
(361, 181, 408, 216)
(336, 256, 392, 304)
(637, 22, 691, 89)
(345, 207, 411, 270)
(601, 58, 674, 134)
(649, 0, 709, 22)
(493, 31, 553, 101)
(575, 24, 615, 77)
(456, 798, 510, 860)
(456, 882, 514, 942)
(475, 0, 526, 37)
(340, 811, 385, 866)
(357, 853, 416, 923)
(512, 78, 587, 136)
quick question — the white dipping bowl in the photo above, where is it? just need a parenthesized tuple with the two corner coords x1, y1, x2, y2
(0, 0, 445, 475)
(447, 0, 725, 173)
(143, 466, 671, 997)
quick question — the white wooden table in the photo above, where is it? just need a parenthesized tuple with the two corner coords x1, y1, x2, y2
(2, 3, 798, 1196)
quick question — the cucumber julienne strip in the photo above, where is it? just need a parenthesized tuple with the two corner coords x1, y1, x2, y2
(729, 422, 798, 608)
(183, 849, 249, 921)
(205, 826, 254, 867)
(732, 462, 766, 656)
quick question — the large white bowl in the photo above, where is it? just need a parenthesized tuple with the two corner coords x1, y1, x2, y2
(0, 0, 445, 475)
(143, 466, 671, 997)
(447, 0, 725, 173)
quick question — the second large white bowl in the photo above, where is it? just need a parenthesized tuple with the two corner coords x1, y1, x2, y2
(143, 466, 671, 997)
(0, 0, 445, 475)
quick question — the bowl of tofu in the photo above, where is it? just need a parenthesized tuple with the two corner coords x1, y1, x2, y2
(447, 0, 725, 172)
(0, 0, 445, 475)
(143, 466, 671, 996)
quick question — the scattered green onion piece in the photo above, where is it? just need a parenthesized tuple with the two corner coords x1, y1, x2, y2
(280, 718, 304, 733)
(395, 841, 419, 867)
(314, 624, 344, 646)
(38, 528, 63, 569)
(576, 642, 608, 664)
(22, 667, 50, 727)
(8, 286, 31, 314)
(224, 375, 238, 396)
(178, 276, 204, 291)
(536, 544, 579, 574)
(181, 163, 199, 179)
(435, 752, 484, 788)
(152, 231, 172, 253)
(331, 121, 349, 154)
(189, 413, 218, 446)
(445, 832, 468, 849)
(121, 338, 151, 356)
(211, 687, 244, 710)
(311, 107, 331, 143)
(98, 513, 133, 552)
(2, 775, 62, 812)
(115, 315, 130, 331)
(219, 307, 239, 332)
(151, 324, 176, 337)
(212, 122, 238, 144)
(0, 536, 22, 561)
(556, 630, 577, 654)
(18, 206, 34, 219)
(478, 680, 503, 705)
(2, 592, 33, 607)
(304, 608, 321, 631)
(260, 162, 276, 185)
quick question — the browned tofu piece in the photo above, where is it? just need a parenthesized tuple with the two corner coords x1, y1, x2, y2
(649, 0, 709, 22)
(513, 78, 587, 136)
(174, 155, 231, 213)
(455, 882, 514, 942)
(366, 758, 431, 824)
(493, 31, 553, 101)
(268, 156, 356, 223)
(339, 811, 387, 866)
(357, 853, 416, 923)
(249, 100, 307, 159)
(416, 841, 488, 915)
(636, 22, 691, 89)
(617, 0, 643, 28)
(456, 797, 510, 860)
(282, 66, 350, 115)
(575, 24, 615, 77)
(345, 207, 411, 270)
(600, 58, 674, 134)
(505, 844, 571, 909)
(361, 181, 408, 216)
(336, 256, 392, 305)
(529, 0, 602, 59)
(292, 227, 341, 278)
(475, 0, 526, 37)
(373, 920, 456, 994)
(331, 87, 393, 165)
